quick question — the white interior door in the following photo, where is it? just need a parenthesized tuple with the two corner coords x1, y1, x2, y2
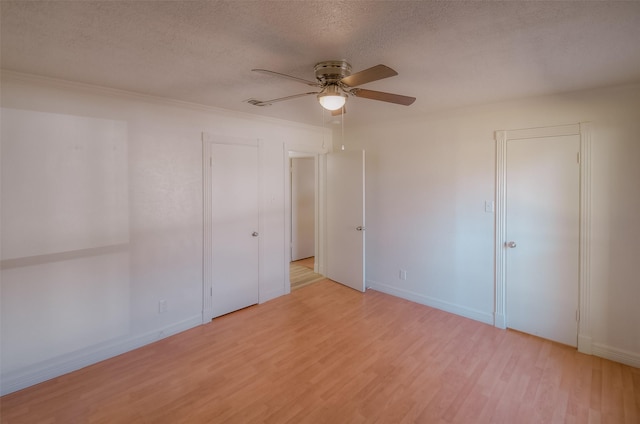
(506, 135, 580, 346)
(211, 143, 259, 318)
(291, 157, 315, 261)
(326, 150, 365, 292)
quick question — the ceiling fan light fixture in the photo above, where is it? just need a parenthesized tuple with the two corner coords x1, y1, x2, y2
(251, 61, 415, 113)
(317, 85, 347, 111)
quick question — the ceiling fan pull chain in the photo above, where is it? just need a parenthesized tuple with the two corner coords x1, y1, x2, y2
(341, 107, 345, 151)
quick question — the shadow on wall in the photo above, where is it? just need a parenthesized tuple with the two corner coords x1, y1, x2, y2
(0, 109, 131, 389)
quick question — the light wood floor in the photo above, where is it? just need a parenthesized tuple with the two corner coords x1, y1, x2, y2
(294, 256, 315, 270)
(1, 280, 638, 423)
(290, 257, 324, 290)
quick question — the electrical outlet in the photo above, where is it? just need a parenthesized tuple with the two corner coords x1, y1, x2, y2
(399, 269, 407, 280)
(158, 299, 167, 314)
(484, 200, 495, 213)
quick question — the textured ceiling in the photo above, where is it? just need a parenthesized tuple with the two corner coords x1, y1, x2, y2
(2, 1, 640, 126)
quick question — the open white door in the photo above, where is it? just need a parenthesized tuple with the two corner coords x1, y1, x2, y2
(326, 150, 365, 292)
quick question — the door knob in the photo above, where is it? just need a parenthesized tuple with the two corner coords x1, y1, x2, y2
(506, 241, 517, 248)
(252, 232, 259, 237)
(356, 226, 365, 231)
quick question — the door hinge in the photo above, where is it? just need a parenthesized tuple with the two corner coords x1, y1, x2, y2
(577, 152, 580, 164)
(210, 157, 212, 166)
(210, 287, 213, 296)
(576, 309, 580, 322)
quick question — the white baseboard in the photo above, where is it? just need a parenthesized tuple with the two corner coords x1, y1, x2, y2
(367, 281, 640, 369)
(0, 315, 202, 396)
(592, 343, 640, 369)
(367, 280, 494, 325)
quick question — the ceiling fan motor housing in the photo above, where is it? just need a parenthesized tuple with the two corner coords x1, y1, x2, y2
(314, 60, 352, 84)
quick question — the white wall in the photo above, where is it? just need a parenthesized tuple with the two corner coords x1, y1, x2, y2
(343, 84, 640, 367)
(0, 73, 330, 394)
(291, 157, 315, 261)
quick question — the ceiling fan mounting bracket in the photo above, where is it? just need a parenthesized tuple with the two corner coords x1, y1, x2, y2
(314, 60, 352, 84)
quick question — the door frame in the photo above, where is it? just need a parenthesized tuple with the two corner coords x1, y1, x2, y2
(494, 123, 592, 354)
(202, 133, 261, 323)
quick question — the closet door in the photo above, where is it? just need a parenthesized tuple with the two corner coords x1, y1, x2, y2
(210, 143, 259, 318)
(505, 135, 580, 346)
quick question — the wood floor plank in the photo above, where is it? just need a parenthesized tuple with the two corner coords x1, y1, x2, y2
(1, 280, 638, 423)
(289, 259, 324, 290)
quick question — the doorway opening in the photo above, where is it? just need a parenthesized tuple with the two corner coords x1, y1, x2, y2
(288, 152, 324, 290)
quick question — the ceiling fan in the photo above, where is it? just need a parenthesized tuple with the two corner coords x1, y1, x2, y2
(247, 60, 416, 115)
